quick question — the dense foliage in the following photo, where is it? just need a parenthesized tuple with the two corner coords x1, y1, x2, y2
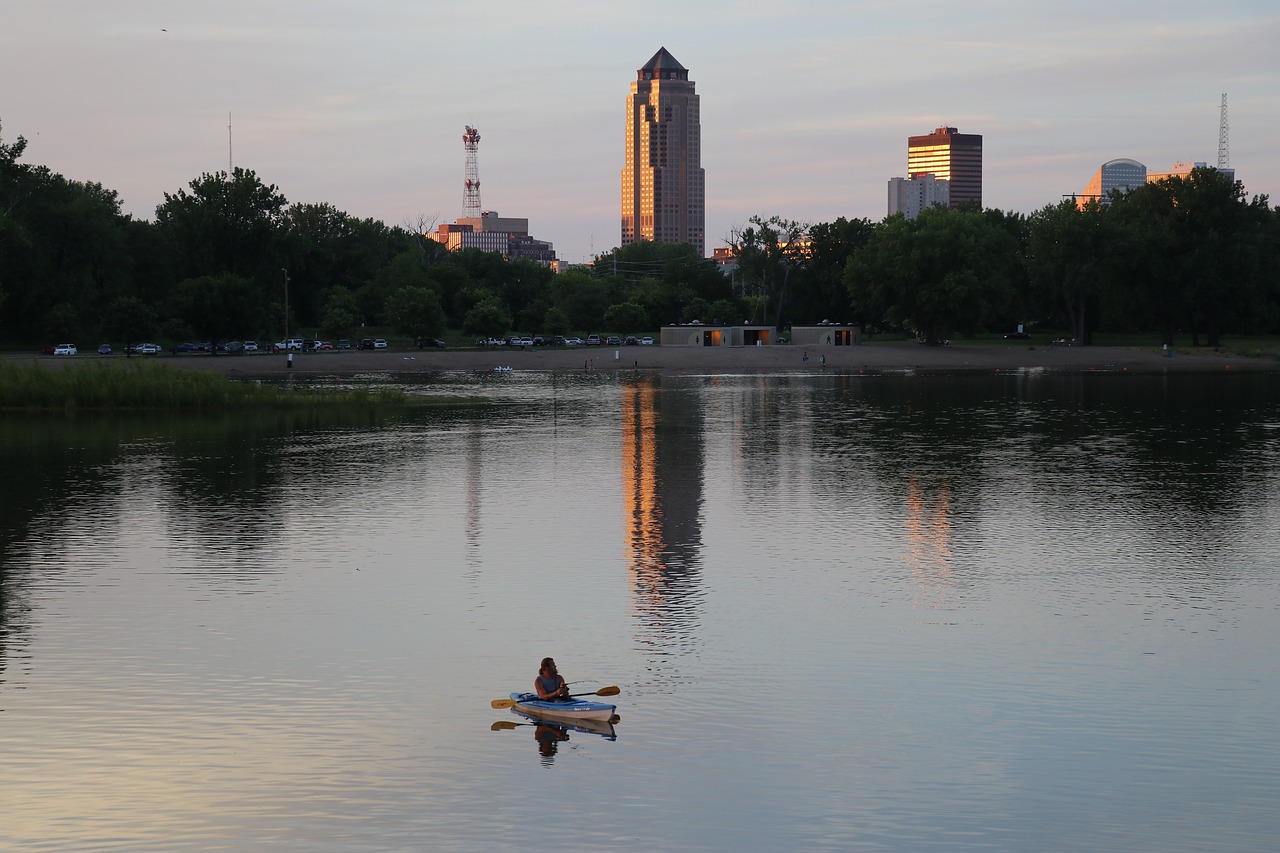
(2, 118, 1277, 348)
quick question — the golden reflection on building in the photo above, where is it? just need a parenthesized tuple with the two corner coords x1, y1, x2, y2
(619, 378, 704, 655)
(902, 476, 957, 609)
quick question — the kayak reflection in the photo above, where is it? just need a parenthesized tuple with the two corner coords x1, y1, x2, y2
(490, 709, 619, 764)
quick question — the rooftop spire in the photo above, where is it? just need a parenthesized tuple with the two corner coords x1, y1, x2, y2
(638, 47, 688, 81)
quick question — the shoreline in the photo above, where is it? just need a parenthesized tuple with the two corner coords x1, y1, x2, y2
(12, 342, 1275, 377)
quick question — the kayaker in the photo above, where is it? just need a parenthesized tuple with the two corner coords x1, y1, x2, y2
(535, 657, 569, 701)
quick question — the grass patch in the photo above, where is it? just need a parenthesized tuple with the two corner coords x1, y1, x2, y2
(0, 360, 428, 411)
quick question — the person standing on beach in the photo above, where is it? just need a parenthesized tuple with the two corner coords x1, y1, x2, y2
(803, 350, 809, 364)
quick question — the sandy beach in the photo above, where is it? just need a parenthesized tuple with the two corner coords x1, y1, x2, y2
(24, 340, 1272, 377)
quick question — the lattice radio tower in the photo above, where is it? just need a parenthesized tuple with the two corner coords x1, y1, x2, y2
(1218, 93, 1230, 169)
(462, 125, 482, 217)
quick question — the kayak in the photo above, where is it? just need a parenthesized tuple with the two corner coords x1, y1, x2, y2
(512, 708, 618, 740)
(508, 692, 617, 721)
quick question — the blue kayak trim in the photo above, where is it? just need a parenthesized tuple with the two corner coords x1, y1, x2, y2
(509, 692, 617, 721)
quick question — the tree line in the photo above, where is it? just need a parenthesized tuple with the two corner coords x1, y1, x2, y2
(3, 118, 1277, 349)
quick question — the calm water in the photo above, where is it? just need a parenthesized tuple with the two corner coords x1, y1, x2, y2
(2, 368, 1279, 852)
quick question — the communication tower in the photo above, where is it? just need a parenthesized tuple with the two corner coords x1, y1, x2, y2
(462, 125, 482, 218)
(1217, 93, 1230, 169)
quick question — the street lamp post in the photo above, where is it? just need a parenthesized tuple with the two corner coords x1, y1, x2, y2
(282, 268, 292, 367)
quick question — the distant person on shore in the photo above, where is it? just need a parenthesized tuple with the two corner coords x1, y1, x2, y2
(803, 350, 809, 364)
(535, 657, 569, 701)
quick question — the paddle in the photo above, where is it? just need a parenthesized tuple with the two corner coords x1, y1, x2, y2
(489, 685, 620, 710)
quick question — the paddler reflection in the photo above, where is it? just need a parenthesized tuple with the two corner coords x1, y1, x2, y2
(535, 722, 571, 764)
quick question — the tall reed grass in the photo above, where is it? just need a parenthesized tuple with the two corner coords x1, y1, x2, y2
(0, 361, 412, 410)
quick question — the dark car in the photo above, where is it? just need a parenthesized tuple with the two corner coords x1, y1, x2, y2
(357, 338, 376, 350)
(97, 344, 113, 355)
(416, 337, 447, 349)
(337, 339, 352, 350)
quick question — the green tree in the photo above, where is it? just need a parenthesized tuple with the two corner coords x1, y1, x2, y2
(167, 274, 263, 354)
(101, 295, 158, 349)
(542, 306, 571, 336)
(385, 285, 446, 342)
(603, 302, 648, 336)
(846, 208, 1019, 345)
(155, 168, 288, 283)
(462, 296, 511, 340)
(318, 288, 360, 339)
(1025, 200, 1114, 344)
(791, 217, 875, 324)
(730, 215, 808, 328)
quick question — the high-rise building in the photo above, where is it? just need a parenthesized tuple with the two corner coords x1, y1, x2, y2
(621, 47, 705, 256)
(1076, 158, 1146, 208)
(888, 174, 950, 219)
(907, 126, 982, 209)
(430, 212, 556, 265)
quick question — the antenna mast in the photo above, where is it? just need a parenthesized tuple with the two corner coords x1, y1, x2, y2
(1217, 93, 1230, 169)
(228, 111, 234, 175)
(462, 125, 482, 218)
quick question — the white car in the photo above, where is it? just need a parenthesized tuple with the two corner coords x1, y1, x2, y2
(564, 337, 583, 346)
(640, 336, 654, 345)
(243, 341, 259, 352)
(373, 338, 388, 349)
(53, 343, 78, 355)
(274, 339, 304, 351)
(135, 343, 161, 354)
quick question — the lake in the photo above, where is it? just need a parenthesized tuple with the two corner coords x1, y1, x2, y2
(2, 367, 1278, 852)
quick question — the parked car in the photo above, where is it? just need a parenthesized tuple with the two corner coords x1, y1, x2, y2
(606, 336, 622, 346)
(53, 343, 78, 355)
(515, 337, 534, 348)
(224, 340, 244, 353)
(417, 337, 447, 349)
(243, 341, 259, 352)
(135, 343, 161, 354)
(624, 336, 638, 345)
(175, 343, 198, 353)
(640, 336, 654, 345)
(586, 334, 602, 346)
(373, 338, 389, 349)
(1003, 331, 1031, 340)
(336, 339, 352, 350)
(97, 344, 113, 355)
(274, 339, 304, 351)
(564, 337, 583, 346)
(357, 338, 375, 350)
(313, 340, 333, 350)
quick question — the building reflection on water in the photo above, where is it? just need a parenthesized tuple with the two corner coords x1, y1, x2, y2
(902, 476, 958, 610)
(619, 379, 705, 661)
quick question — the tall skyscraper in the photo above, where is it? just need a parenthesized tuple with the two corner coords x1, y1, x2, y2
(621, 47, 705, 256)
(907, 126, 982, 210)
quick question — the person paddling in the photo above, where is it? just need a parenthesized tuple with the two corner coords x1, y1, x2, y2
(535, 657, 569, 701)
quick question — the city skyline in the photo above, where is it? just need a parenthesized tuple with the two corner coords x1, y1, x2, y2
(3, 2, 1277, 264)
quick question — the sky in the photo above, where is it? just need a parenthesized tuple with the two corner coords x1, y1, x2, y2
(3, 1, 1278, 264)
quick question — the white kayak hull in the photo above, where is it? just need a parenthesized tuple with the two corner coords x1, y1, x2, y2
(509, 692, 617, 721)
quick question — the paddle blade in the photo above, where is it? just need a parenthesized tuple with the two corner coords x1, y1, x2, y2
(490, 698, 517, 709)
(594, 685, 621, 697)
(491, 720, 521, 731)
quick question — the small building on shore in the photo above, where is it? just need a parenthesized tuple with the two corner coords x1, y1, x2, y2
(660, 324, 777, 347)
(787, 324, 862, 346)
